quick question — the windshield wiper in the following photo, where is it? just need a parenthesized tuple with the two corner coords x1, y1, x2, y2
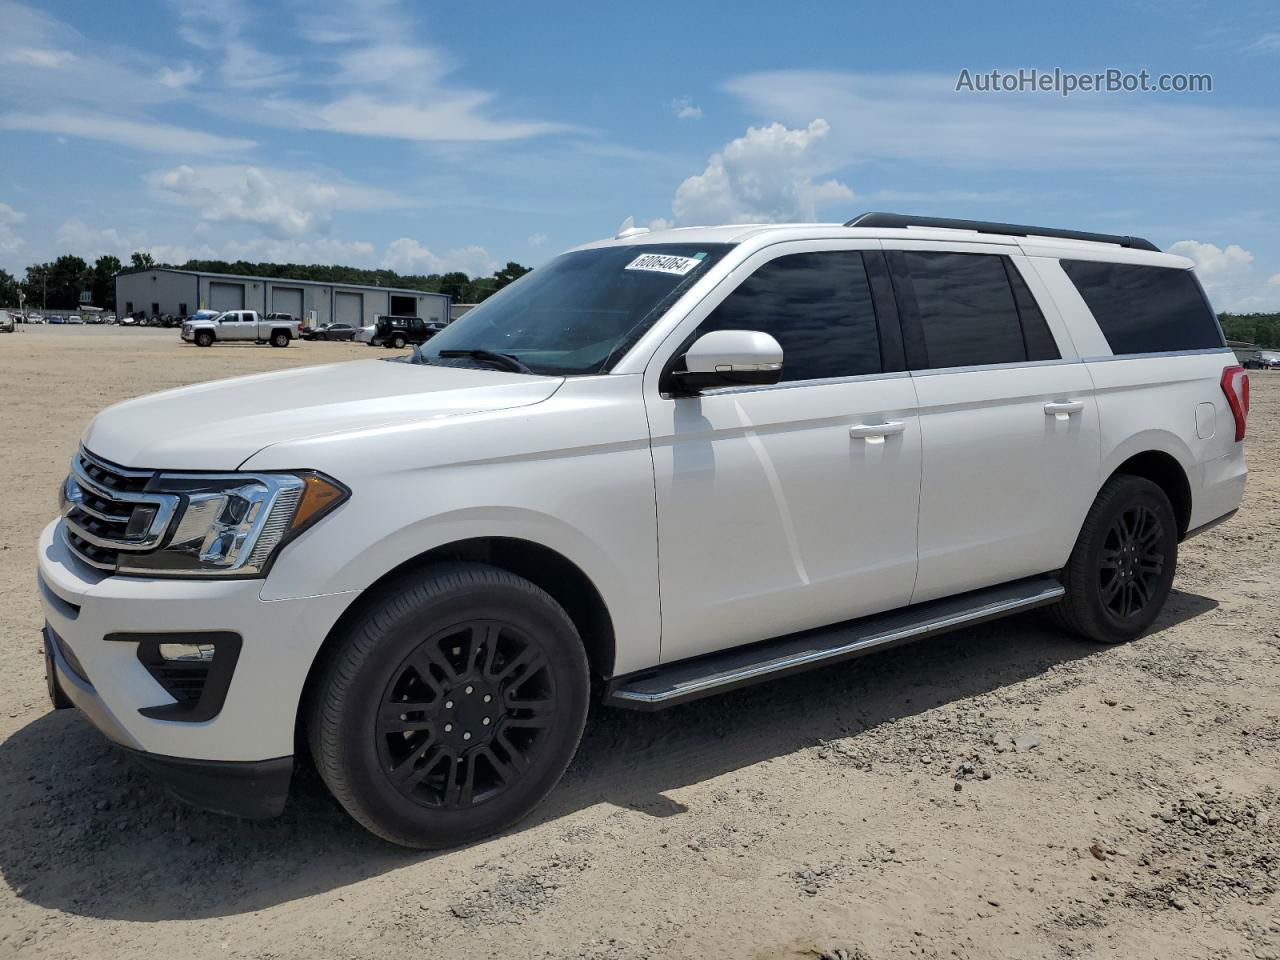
(437, 349, 533, 374)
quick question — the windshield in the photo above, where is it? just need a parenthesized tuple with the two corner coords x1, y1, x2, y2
(422, 243, 732, 375)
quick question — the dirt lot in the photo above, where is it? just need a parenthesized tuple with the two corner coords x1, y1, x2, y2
(1, 325, 1277, 960)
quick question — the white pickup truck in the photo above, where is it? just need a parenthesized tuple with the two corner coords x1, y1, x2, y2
(40, 213, 1247, 848)
(181, 310, 300, 347)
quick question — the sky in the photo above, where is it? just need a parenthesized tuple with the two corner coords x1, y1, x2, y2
(1, 0, 1279, 310)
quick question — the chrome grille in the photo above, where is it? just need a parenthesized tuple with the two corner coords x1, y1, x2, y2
(61, 449, 177, 571)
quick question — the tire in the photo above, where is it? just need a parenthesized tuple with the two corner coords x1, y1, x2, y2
(270, 330, 289, 348)
(1051, 475, 1178, 644)
(308, 562, 590, 848)
(194, 330, 214, 347)
(392, 334, 407, 349)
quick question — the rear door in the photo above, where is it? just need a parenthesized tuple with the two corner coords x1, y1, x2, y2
(886, 244, 1101, 602)
(220, 311, 252, 340)
(645, 242, 922, 662)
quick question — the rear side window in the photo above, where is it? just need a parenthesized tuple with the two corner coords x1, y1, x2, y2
(1060, 260, 1224, 355)
(895, 252, 1059, 369)
(698, 251, 881, 382)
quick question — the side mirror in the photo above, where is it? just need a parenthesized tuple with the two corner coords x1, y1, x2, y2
(671, 330, 783, 394)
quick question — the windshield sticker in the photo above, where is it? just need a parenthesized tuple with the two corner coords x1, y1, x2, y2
(624, 253, 706, 276)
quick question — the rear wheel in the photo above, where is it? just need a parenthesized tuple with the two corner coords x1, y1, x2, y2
(308, 563, 590, 848)
(270, 330, 289, 347)
(194, 330, 214, 347)
(1052, 475, 1178, 644)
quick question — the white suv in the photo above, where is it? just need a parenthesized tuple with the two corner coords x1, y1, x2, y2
(38, 213, 1248, 847)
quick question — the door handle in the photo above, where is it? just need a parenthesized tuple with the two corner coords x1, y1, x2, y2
(1043, 400, 1084, 419)
(850, 420, 907, 440)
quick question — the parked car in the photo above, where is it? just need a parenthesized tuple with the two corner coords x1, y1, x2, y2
(371, 314, 445, 349)
(102, 315, 117, 325)
(356, 323, 376, 345)
(66, 314, 84, 325)
(40, 213, 1247, 849)
(314, 322, 358, 342)
(47, 315, 65, 324)
(301, 323, 329, 341)
(27, 313, 43, 324)
(0, 310, 14, 333)
(1243, 350, 1280, 370)
(180, 309, 300, 347)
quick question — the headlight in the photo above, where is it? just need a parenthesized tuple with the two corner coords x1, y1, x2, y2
(117, 471, 348, 578)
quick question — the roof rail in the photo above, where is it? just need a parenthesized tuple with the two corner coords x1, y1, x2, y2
(843, 212, 1160, 253)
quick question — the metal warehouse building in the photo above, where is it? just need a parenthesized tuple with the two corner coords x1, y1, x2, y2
(114, 268, 450, 327)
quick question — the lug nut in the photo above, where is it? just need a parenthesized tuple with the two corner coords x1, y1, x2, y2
(463, 732, 472, 741)
(482, 717, 491, 726)
(483, 694, 492, 703)
(445, 700, 454, 709)
(465, 685, 474, 695)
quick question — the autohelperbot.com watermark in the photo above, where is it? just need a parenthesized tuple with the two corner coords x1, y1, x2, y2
(955, 68, 1212, 97)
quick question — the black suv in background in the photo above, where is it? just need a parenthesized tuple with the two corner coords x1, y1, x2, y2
(372, 314, 446, 348)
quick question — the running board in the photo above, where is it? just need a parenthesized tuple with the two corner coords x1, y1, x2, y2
(603, 576, 1065, 711)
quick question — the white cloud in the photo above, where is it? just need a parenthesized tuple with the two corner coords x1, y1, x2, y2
(0, 111, 254, 153)
(647, 217, 673, 232)
(168, 0, 294, 90)
(383, 238, 495, 276)
(53, 218, 219, 265)
(223, 236, 377, 266)
(0, 202, 27, 259)
(669, 119, 853, 225)
(147, 164, 401, 238)
(672, 96, 703, 120)
(724, 71, 1280, 173)
(527, 233, 547, 248)
(157, 63, 201, 90)
(183, 0, 561, 142)
(2, 47, 75, 68)
(1247, 32, 1280, 54)
(1168, 240, 1280, 312)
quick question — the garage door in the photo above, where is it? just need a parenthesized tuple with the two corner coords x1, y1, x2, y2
(334, 291, 362, 325)
(390, 294, 417, 316)
(271, 286, 303, 320)
(209, 282, 245, 311)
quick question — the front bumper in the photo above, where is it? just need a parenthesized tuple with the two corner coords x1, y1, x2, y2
(36, 518, 355, 766)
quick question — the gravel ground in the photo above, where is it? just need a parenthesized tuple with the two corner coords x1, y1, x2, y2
(1, 325, 1277, 960)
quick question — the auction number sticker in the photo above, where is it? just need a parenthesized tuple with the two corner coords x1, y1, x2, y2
(624, 252, 706, 276)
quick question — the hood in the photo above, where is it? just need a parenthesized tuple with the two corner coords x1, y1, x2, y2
(82, 359, 563, 470)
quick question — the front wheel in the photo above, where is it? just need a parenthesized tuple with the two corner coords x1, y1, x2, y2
(1052, 475, 1178, 644)
(308, 563, 590, 848)
(194, 330, 214, 347)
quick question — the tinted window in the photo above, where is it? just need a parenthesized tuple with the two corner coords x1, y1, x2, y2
(697, 251, 881, 382)
(902, 252, 1027, 368)
(1060, 260, 1224, 355)
(1006, 261, 1060, 361)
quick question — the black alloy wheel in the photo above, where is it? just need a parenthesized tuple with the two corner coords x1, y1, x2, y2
(376, 619, 555, 810)
(308, 563, 590, 848)
(1052, 474, 1178, 644)
(1098, 504, 1165, 619)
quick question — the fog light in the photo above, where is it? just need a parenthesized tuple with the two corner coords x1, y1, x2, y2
(158, 643, 216, 662)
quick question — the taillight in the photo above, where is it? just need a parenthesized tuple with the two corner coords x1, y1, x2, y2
(1220, 365, 1249, 442)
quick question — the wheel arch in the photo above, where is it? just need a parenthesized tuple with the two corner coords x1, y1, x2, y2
(296, 536, 618, 748)
(1108, 449, 1193, 540)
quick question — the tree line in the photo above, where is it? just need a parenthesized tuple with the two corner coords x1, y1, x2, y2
(1220, 313, 1280, 349)
(0, 251, 531, 312)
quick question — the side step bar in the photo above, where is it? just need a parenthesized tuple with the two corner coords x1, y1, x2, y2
(603, 575, 1065, 711)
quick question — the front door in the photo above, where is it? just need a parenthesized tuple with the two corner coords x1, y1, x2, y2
(645, 244, 922, 663)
